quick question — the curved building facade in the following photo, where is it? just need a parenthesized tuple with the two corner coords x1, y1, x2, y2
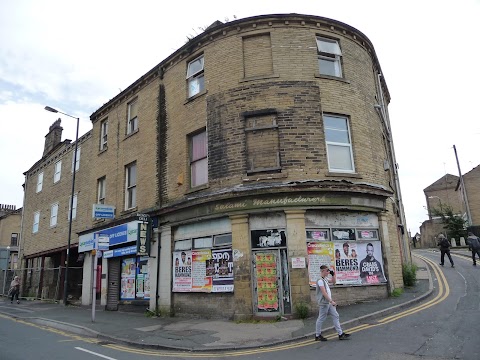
(21, 14, 409, 319)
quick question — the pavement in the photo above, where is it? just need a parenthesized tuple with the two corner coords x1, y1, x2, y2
(2, 249, 470, 352)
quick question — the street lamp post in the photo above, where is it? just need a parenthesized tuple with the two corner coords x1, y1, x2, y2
(45, 106, 79, 305)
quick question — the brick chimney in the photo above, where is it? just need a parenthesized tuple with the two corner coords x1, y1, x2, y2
(43, 119, 63, 156)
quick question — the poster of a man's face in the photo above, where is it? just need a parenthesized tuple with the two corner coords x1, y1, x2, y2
(359, 242, 386, 284)
(181, 251, 186, 264)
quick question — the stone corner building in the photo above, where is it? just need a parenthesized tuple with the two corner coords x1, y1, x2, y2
(20, 13, 410, 320)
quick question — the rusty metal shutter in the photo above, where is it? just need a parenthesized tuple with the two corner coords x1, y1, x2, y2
(106, 258, 120, 311)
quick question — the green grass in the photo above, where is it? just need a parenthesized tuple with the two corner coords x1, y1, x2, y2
(391, 288, 403, 297)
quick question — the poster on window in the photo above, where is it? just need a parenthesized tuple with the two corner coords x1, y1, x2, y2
(356, 241, 387, 284)
(307, 242, 334, 287)
(211, 248, 234, 292)
(334, 241, 360, 284)
(120, 258, 136, 299)
(192, 250, 212, 292)
(173, 250, 193, 292)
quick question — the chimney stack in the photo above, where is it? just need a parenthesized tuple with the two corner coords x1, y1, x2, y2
(43, 119, 63, 156)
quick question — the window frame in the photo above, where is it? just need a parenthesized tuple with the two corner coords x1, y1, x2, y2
(71, 147, 81, 172)
(316, 36, 343, 77)
(189, 130, 208, 188)
(54, 160, 62, 183)
(10, 233, 18, 247)
(100, 118, 108, 150)
(324, 114, 355, 173)
(36, 172, 44, 193)
(186, 55, 205, 98)
(50, 202, 59, 227)
(125, 162, 137, 210)
(127, 99, 138, 135)
(97, 176, 106, 204)
(68, 194, 78, 220)
(33, 211, 40, 233)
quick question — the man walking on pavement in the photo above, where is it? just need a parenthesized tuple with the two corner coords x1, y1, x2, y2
(315, 265, 350, 342)
(466, 232, 480, 266)
(437, 234, 454, 268)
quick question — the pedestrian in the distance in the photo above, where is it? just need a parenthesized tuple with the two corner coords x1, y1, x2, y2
(466, 232, 480, 266)
(9, 276, 20, 304)
(437, 234, 454, 268)
(315, 265, 350, 341)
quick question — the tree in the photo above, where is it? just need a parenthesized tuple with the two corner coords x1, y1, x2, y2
(431, 204, 467, 243)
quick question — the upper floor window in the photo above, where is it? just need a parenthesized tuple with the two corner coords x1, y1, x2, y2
(71, 147, 81, 172)
(187, 55, 205, 98)
(190, 130, 208, 187)
(97, 176, 106, 204)
(33, 211, 40, 233)
(10, 233, 18, 247)
(316, 37, 342, 77)
(68, 194, 78, 220)
(127, 99, 138, 135)
(100, 118, 108, 150)
(324, 114, 354, 173)
(36, 172, 44, 193)
(125, 162, 137, 210)
(54, 160, 62, 183)
(50, 203, 59, 227)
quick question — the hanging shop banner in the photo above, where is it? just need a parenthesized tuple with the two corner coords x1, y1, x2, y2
(255, 253, 279, 311)
(120, 258, 136, 300)
(211, 248, 234, 292)
(356, 241, 387, 284)
(307, 242, 334, 287)
(136, 220, 151, 256)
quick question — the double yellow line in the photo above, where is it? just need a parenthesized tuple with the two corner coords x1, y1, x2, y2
(105, 253, 449, 357)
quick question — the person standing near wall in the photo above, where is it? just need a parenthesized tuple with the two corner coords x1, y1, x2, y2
(315, 265, 351, 341)
(466, 232, 480, 266)
(437, 234, 454, 268)
(9, 276, 20, 304)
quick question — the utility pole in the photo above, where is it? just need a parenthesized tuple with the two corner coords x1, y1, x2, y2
(453, 145, 472, 226)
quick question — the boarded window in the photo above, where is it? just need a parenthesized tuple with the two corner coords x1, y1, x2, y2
(245, 114, 280, 172)
(243, 34, 273, 78)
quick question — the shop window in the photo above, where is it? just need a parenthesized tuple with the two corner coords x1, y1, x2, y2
(173, 233, 233, 293)
(331, 228, 356, 241)
(357, 229, 379, 240)
(194, 237, 213, 249)
(120, 256, 150, 300)
(186, 55, 205, 98)
(306, 229, 329, 241)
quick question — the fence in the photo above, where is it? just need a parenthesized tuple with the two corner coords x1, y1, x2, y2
(1, 266, 83, 301)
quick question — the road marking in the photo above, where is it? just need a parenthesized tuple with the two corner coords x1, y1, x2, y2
(75, 347, 118, 360)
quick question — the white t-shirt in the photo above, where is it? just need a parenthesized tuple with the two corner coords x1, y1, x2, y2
(318, 277, 331, 299)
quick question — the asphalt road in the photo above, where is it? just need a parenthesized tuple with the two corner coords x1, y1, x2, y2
(0, 249, 478, 359)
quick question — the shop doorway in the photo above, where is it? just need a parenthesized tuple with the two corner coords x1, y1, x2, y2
(252, 248, 291, 316)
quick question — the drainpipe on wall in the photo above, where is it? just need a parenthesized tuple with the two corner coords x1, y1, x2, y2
(376, 73, 410, 264)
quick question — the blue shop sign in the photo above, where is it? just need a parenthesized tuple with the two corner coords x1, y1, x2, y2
(103, 245, 137, 259)
(78, 221, 139, 252)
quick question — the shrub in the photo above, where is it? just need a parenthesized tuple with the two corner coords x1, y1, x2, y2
(402, 263, 417, 287)
(391, 288, 403, 297)
(294, 301, 310, 319)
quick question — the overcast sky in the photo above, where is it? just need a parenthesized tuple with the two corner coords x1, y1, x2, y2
(1, 0, 479, 234)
